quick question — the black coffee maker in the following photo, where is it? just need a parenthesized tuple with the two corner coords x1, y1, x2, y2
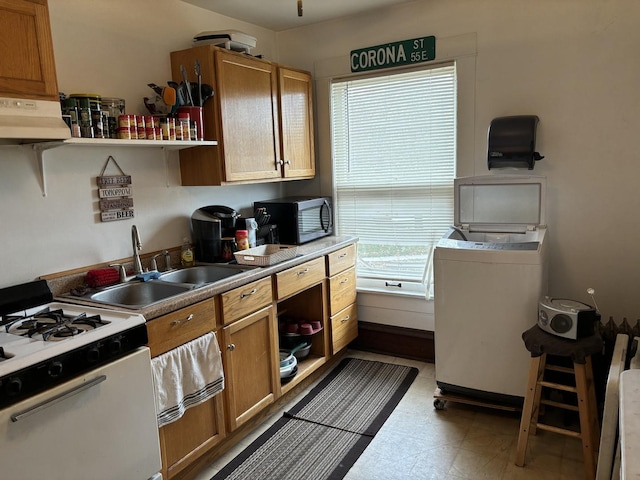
(191, 205, 239, 262)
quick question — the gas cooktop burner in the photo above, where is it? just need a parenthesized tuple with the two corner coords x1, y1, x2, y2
(3, 307, 109, 341)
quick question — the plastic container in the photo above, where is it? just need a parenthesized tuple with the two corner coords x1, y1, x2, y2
(180, 238, 195, 267)
(245, 218, 258, 247)
(235, 230, 249, 250)
(101, 97, 125, 117)
(70, 94, 102, 138)
(61, 98, 81, 138)
(102, 98, 125, 138)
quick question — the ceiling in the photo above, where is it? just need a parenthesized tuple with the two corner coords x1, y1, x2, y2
(182, 0, 417, 32)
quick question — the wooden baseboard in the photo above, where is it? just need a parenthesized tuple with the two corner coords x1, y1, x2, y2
(351, 321, 434, 363)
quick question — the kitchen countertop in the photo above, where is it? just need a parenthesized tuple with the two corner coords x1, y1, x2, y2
(49, 235, 357, 321)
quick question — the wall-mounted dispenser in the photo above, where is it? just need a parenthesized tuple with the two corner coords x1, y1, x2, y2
(487, 115, 544, 170)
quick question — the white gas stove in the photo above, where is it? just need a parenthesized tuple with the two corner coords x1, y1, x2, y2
(0, 280, 147, 408)
(0, 280, 161, 480)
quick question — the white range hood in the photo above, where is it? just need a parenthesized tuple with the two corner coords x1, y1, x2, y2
(0, 96, 71, 144)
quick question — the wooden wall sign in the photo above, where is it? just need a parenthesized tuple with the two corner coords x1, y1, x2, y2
(97, 156, 134, 222)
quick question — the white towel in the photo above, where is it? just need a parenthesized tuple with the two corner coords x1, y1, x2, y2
(151, 331, 224, 428)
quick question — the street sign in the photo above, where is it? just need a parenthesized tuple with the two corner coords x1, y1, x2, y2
(350, 36, 436, 73)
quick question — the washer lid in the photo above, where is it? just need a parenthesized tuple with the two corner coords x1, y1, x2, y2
(455, 175, 546, 231)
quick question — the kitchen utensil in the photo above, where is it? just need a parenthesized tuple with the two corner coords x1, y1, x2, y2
(143, 97, 157, 115)
(147, 83, 164, 95)
(280, 350, 295, 368)
(279, 352, 297, 377)
(163, 86, 176, 112)
(191, 83, 213, 107)
(195, 60, 202, 107)
(279, 343, 307, 368)
(180, 65, 195, 106)
(200, 83, 214, 104)
(294, 344, 311, 360)
(172, 84, 186, 108)
(143, 94, 170, 115)
(281, 365, 298, 383)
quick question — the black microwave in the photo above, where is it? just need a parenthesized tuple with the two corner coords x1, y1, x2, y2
(253, 196, 333, 245)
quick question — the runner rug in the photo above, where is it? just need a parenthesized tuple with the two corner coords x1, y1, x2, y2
(211, 357, 418, 480)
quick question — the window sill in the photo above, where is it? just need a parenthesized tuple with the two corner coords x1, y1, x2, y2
(356, 279, 430, 299)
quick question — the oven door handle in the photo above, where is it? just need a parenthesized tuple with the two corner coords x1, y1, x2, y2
(10, 375, 107, 423)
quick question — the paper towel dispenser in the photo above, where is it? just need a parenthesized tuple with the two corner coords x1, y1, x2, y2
(487, 115, 543, 170)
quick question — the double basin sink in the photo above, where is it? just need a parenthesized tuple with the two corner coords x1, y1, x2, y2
(68, 264, 253, 309)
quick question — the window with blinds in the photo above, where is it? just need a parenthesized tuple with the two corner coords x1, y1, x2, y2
(330, 63, 457, 297)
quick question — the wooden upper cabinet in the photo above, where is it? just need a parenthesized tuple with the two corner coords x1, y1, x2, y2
(215, 50, 281, 182)
(170, 45, 315, 185)
(0, 0, 59, 101)
(278, 66, 315, 179)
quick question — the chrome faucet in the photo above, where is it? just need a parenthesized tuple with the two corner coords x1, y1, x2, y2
(131, 225, 143, 275)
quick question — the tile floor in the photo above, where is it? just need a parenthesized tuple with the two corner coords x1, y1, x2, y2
(194, 350, 587, 480)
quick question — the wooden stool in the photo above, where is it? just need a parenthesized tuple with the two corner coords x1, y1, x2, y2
(515, 325, 603, 480)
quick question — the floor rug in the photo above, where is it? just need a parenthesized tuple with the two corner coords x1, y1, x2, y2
(211, 357, 419, 480)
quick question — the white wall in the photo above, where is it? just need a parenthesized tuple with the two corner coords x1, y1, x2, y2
(276, 0, 640, 324)
(0, 0, 289, 288)
(4, 0, 639, 328)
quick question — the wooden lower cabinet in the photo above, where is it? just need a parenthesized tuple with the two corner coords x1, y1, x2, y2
(326, 246, 358, 354)
(146, 298, 227, 480)
(159, 395, 225, 480)
(221, 304, 279, 431)
(274, 256, 325, 300)
(328, 266, 356, 315)
(331, 303, 359, 354)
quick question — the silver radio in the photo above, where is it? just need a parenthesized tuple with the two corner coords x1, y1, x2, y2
(538, 296, 599, 340)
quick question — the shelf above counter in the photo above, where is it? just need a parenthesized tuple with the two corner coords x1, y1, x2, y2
(29, 137, 217, 153)
(19, 138, 217, 196)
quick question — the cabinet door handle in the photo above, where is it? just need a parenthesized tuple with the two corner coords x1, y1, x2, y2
(339, 277, 349, 285)
(340, 315, 350, 323)
(171, 313, 194, 326)
(278, 159, 284, 166)
(297, 268, 310, 276)
(228, 343, 236, 351)
(240, 288, 257, 299)
(284, 160, 291, 166)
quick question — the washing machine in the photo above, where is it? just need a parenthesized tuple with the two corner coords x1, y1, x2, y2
(434, 175, 548, 404)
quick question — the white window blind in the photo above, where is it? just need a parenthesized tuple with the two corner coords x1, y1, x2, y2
(331, 64, 456, 297)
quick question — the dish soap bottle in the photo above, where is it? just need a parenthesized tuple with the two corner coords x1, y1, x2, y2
(180, 238, 195, 267)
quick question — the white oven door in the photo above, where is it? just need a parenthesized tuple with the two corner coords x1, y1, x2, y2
(0, 347, 162, 480)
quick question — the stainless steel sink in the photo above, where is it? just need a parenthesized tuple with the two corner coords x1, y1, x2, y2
(156, 265, 251, 285)
(88, 281, 193, 309)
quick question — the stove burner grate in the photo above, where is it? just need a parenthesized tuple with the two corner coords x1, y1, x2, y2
(3, 307, 109, 341)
